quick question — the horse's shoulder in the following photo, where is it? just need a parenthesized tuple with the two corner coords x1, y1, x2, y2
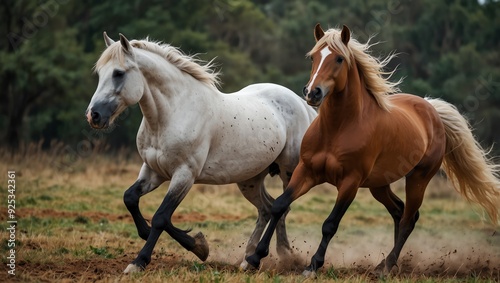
(386, 93, 436, 118)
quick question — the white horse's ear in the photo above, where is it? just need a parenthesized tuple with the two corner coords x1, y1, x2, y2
(103, 31, 115, 47)
(119, 33, 133, 55)
(314, 23, 325, 42)
(341, 25, 350, 46)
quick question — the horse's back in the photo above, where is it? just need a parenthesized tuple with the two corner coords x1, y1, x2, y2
(238, 83, 317, 148)
(236, 83, 317, 124)
(388, 93, 444, 138)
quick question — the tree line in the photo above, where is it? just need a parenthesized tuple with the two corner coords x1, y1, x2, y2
(1, 0, 499, 155)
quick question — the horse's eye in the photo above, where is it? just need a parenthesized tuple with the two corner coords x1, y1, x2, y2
(113, 69, 126, 78)
(336, 56, 344, 64)
(112, 70, 126, 94)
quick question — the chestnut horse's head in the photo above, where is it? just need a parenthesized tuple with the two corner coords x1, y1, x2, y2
(303, 24, 400, 110)
(303, 24, 351, 106)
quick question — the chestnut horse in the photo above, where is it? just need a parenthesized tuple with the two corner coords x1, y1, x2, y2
(244, 24, 500, 277)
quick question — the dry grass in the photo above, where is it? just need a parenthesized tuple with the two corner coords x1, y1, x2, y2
(0, 144, 499, 282)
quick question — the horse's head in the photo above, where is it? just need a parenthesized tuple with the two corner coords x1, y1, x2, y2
(303, 24, 351, 106)
(86, 33, 144, 129)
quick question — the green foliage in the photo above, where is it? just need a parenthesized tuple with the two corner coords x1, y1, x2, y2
(89, 245, 123, 259)
(191, 262, 206, 273)
(1, 0, 499, 154)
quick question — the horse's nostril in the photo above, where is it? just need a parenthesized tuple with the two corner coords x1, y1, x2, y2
(91, 110, 101, 123)
(313, 87, 322, 98)
(302, 86, 308, 96)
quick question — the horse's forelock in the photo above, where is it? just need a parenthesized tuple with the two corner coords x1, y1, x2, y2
(307, 28, 353, 67)
(94, 43, 126, 73)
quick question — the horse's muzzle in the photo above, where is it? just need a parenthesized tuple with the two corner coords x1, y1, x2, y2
(303, 86, 324, 106)
(86, 102, 116, 129)
(86, 109, 109, 129)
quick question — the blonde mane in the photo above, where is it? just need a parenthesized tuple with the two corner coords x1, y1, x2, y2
(95, 38, 220, 89)
(307, 28, 401, 111)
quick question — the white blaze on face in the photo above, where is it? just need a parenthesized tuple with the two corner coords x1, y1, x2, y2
(306, 46, 332, 94)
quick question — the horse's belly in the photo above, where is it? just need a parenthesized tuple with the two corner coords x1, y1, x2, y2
(195, 102, 288, 183)
(196, 155, 276, 184)
(362, 149, 425, 187)
(199, 133, 285, 183)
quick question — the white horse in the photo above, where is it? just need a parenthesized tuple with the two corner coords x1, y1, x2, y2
(85, 33, 317, 273)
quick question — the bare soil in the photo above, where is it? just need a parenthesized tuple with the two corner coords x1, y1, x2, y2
(4, 207, 499, 282)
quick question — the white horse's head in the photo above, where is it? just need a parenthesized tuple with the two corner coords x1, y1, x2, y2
(86, 33, 144, 129)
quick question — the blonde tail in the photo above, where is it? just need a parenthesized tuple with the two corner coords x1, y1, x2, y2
(427, 98, 500, 224)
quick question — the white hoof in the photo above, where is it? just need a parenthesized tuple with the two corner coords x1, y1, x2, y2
(239, 259, 249, 271)
(123, 263, 142, 274)
(302, 269, 317, 279)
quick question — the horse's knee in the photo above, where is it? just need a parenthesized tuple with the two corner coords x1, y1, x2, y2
(123, 191, 137, 208)
(124, 182, 141, 208)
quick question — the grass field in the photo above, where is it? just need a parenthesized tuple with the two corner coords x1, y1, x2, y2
(1, 145, 499, 282)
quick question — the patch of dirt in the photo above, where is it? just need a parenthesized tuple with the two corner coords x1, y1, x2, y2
(13, 208, 131, 223)
(10, 253, 142, 282)
(4, 207, 499, 281)
(10, 208, 243, 224)
(7, 250, 499, 282)
(10, 252, 243, 282)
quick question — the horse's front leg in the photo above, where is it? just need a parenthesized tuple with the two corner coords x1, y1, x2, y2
(123, 164, 165, 240)
(302, 177, 360, 278)
(124, 167, 207, 273)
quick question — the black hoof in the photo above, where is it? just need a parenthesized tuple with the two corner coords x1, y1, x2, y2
(245, 254, 261, 270)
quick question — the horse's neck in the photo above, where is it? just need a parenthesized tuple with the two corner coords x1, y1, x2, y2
(319, 62, 376, 129)
(137, 57, 218, 131)
(137, 82, 163, 131)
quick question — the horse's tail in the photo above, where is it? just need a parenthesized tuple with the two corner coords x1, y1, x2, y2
(427, 98, 500, 224)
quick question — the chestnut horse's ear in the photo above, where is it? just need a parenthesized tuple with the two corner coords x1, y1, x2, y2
(103, 31, 115, 47)
(119, 33, 133, 55)
(314, 23, 325, 42)
(341, 25, 350, 46)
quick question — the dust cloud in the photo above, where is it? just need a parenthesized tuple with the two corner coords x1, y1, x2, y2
(205, 223, 499, 278)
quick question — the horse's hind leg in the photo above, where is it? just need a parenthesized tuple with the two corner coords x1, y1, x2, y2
(275, 166, 297, 258)
(369, 185, 405, 245)
(378, 163, 440, 275)
(236, 171, 274, 269)
(245, 163, 317, 270)
(123, 164, 165, 240)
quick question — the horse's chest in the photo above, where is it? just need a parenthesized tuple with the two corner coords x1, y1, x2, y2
(138, 146, 174, 178)
(300, 151, 342, 185)
(137, 134, 197, 178)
